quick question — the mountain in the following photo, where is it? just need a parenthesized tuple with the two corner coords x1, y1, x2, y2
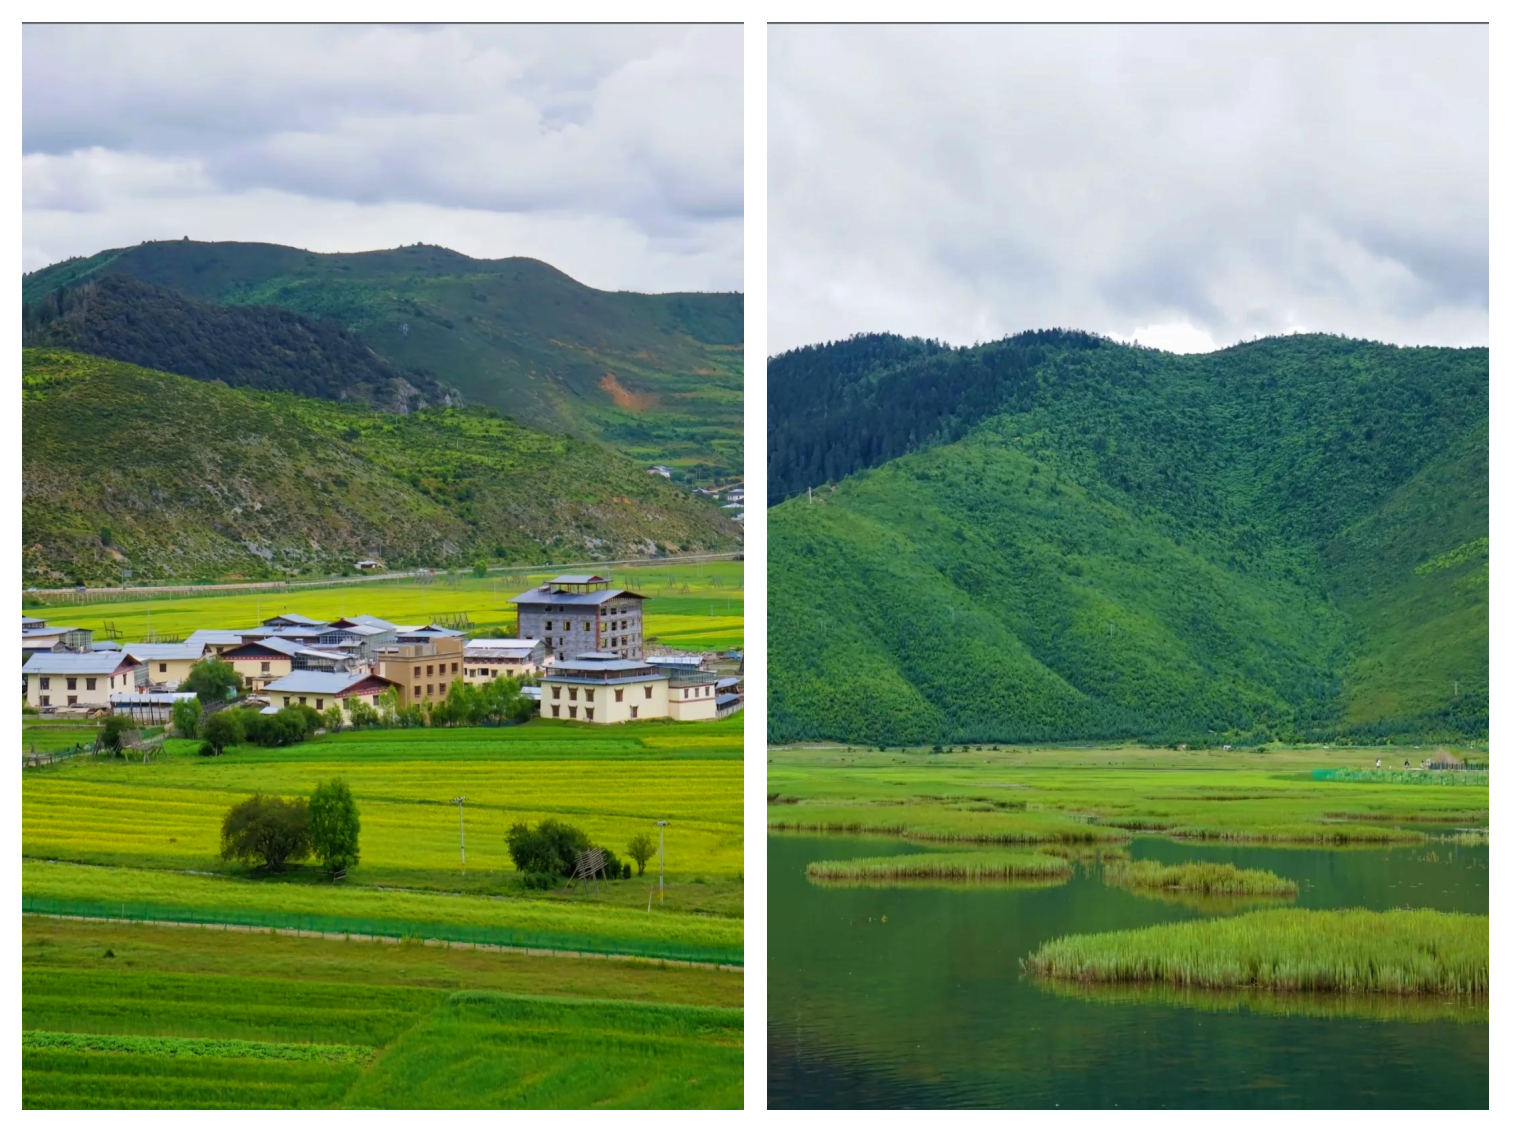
(768, 331, 1488, 745)
(23, 239, 744, 480)
(22, 276, 453, 412)
(22, 349, 741, 585)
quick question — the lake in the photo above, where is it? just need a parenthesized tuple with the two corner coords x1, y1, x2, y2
(768, 833, 1488, 1108)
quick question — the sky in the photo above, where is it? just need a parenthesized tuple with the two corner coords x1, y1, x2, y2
(769, 24, 1488, 354)
(23, 24, 743, 293)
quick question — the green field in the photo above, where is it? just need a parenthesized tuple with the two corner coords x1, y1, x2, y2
(768, 743, 1487, 845)
(23, 918, 741, 1108)
(25, 560, 744, 652)
(24, 719, 745, 1106)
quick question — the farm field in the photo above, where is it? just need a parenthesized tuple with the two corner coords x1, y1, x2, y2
(23, 559, 745, 652)
(23, 918, 742, 1108)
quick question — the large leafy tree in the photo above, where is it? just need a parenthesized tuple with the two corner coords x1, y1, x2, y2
(308, 778, 361, 876)
(179, 658, 242, 700)
(170, 696, 201, 739)
(201, 709, 244, 755)
(220, 794, 310, 872)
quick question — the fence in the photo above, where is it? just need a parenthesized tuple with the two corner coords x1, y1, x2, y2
(1312, 768, 1489, 786)
(20, 895, 743, 969)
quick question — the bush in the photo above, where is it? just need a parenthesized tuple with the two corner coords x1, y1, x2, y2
(521, 871, 555, 890)
(505, 818, 589, 877)
(201, 709, 244, 756)
(197, 741, 216, 756)
(599, 848, 625, 881)
(96, 714, 133, 756)
(621, 861, 632, 880)
(627, 832, 655, 876)
(308, 778, 360, 875)
(219, 794, 310, 872)
(170, 697, 201, 740)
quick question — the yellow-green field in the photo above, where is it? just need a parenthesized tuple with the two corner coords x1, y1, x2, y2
(23, 560, 744, 651)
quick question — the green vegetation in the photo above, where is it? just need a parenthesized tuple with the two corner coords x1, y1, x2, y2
(23, 275, 451, 410)
(220, 795, 312, 872)
(769, 331, 1486, 745)
(22, 918, 741, 1108)
(23, 239, 744, 479)
(308, 779, 361, 875)
(1101, 859, 1297, 896)
(806, 850, 1072, 882)
(23, 350, 739, 584)
(1025, 908, 1488, 996)
(767, 744, 1486, 845)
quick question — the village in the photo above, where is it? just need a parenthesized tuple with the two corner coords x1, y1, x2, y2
(21, 572, 743, 730)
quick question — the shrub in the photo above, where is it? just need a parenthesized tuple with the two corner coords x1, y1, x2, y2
(178, 658, 242, 700)
(96, 714, 133, 756)
(170, 696, 201, 740)
(220, 794, 310, 872)
(308, 778, 361, 875)
(201, 709, 244, 756)
(621, 861, 632, 880)
(505, 818, 589, 877)
(521, 871, 555, 891)
(627, 832, 656, 876)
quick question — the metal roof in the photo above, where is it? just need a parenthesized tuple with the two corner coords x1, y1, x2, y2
(716, 694, 742, 709)
(120, 642, 209, 661)
(261, 613, 325, 626)
(23, 625, 75, 638)
(510, 588, 643, 606)
(22, 650, 136, 674)
(348, 615, 397, 629)
(264, 671, 393, 695)
(549, 574, 611, 585)
(110, 691, 198, 705)
(225, 636, 305, 657)
(184, 629, 247, 647)
(466, 638, 540, 649)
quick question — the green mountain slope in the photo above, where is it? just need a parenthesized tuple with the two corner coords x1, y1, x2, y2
(22, 275, 452, 411)
(23, 349, 741, 584)
(768, 333, 1487, 745)
(24, 240, 744, 479)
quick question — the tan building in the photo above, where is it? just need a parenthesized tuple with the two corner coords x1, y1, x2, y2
(22, 650, 141, 711)
(220, 637, 302, 691)
(120, 642, 212, 689)
(376, 635, 465, 711)
(667, 672, 720, 721)
(463, 638, 546, 684)
(541, 653, 669, 724)
(262, 670, 403, 724)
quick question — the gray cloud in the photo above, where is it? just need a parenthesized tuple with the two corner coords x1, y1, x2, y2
(770, 24, 1486, 353)
(23, 24, 743, 292)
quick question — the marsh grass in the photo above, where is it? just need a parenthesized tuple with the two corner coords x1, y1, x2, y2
(1102, 860, 1298, 897)
(1035, 976, 1490, 1026)
(1026, 908, 1488, 996)
(1166, 822, 1423, 845)
(806, 851, 1073, 883)
(768, 803, 1126, 845)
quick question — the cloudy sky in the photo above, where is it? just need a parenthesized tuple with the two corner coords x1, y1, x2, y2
(23, 24, 743, 292)
(770, 25, 1487, 354)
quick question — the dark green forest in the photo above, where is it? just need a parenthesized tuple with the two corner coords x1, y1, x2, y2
(22, 350, 740, 584)
(768, 332, 1488, 746)
(23, 239, 744, 479)
(23, 276, 451, 410)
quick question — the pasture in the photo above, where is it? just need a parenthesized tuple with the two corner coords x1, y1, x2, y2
(22, 560, 745, 652)
(23, 919, 741, 1108)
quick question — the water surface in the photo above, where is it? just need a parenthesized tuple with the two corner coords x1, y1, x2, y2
(768, 834, 1488, 1108)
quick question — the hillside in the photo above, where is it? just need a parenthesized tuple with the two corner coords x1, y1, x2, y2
(22, 276, 452, 412)
(22, 349, 741, 584)
(24, 239, 743, 480)
(768, 332, 1488, 745)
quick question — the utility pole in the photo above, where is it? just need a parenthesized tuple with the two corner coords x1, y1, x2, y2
(656, 819, 669, 904)
(452, 796, 467, 874)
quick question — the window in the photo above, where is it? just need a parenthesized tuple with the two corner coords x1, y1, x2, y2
(39, 695, 50, 707)
(67, 695, 78, 706)
(683, 688, 688, 699)
(630, 705, 638, 719)
(615, 688, 624, 702)
(585, 708, 594, 722)
(67, 678, 77, 691)
(551, 705, 560, 718)
(316, 699, 324, 710)
(413, 686, 421, 696)
(372, 694, 380, 704)
(569, 688, 578, 701)
(39, 677, 49, 690)
(413, 665, 421, 677)
(583, 621, 591, 632)
(427, 684, 434, 696)
(261, 661, 272, 673)
(568, 706, 578, 719)
(159, 663, 168, 674)
(586, 689, 594, 703)
(644, 686, 653, 699)
(426, 664, 434, 676)
(553, 686, 561, 699)
(451, 662, 458, 673)
(299, 697, 308, 705)
(545, 620, 553, 631)
(283, 697, 291, 706)
(86, 678, 96, 691)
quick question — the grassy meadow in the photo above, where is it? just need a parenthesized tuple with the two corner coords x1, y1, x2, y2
(24, 559, 744, 652)
(23, 918, 741, 1108)
(23, 717, 745, 1106)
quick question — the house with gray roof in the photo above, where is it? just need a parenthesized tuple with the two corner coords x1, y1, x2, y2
(23, 650, 142, 711)
(512, 574, 646, 660)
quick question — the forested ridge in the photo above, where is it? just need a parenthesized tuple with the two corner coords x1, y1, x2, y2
(22, 350, 741, 584)
(24, 239, 745, 479)
(768, 332, 1488, 745)
(23, 276, 452, 411)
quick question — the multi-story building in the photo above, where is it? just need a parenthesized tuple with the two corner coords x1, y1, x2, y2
(540, 653, 668, 724)
(375, 635, 465, 711)
(463, 638, 546, 683)
(511, 575, 646, 660)
(22, 650, 141, 711)
(120, 642, 212, 689)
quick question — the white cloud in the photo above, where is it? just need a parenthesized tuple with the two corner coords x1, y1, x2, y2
(22, 24, 743, 292)
(770, 24, 1486, 353)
